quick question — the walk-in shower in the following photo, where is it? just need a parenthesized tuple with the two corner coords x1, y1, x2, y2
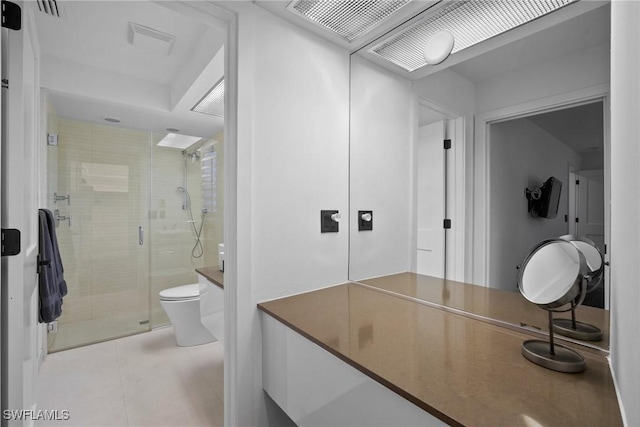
(46, 114, 224, 352)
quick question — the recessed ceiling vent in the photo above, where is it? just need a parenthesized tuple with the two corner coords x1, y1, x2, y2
(35, 0, 65, 19)
(370, 0, 576, 72)
(128, 22, 176, 56)
(287, 0, 412, 42)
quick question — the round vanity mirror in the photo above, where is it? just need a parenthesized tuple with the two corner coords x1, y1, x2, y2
(517, 238, 589, 373)
(552, 235, 604, 341)
(518, 239, 583, 308)
(559, 235, 604, 291)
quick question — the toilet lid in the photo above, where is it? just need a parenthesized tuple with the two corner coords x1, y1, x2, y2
(159, 283, 207, 301)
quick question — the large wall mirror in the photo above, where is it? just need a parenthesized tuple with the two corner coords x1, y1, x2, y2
(348, 0, 611, 351)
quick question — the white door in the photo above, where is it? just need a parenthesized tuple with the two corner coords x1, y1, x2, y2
(575, 169, 606, 308)
(416, 121, 445, 278)
(1, 1, 41, 421)
(576, 170, 605, 251)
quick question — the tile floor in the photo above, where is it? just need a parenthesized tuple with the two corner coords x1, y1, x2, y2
(36, 327, 224, 427)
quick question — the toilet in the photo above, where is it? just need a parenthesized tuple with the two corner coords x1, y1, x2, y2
(159, 280, 222, 347)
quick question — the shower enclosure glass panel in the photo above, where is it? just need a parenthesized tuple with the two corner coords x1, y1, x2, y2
(47, 118, 151, 352)
(46, 115, 224, 351)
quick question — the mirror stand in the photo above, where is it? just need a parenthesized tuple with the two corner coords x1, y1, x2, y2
(552, 300, 603, 341)
(521, 309, 586, 373)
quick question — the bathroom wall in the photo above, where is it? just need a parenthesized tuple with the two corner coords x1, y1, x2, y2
(488, 118, 581, 291)
(610, 2, 640, 425)
(349, 55, 415, 281)
(474, 43, 610, 114)
(230, 2, 350, 425)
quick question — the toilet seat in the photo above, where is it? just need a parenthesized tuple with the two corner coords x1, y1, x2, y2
(159, 283, 209, 301)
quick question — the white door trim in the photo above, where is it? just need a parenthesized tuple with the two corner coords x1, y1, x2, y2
(472, 83, 610, 287)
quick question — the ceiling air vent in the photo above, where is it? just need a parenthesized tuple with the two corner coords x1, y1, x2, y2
(128, 22, 176, 56)
(287, 0, 413, 43)
(36, 0, 64, 18)
(370, 0, 576, 72)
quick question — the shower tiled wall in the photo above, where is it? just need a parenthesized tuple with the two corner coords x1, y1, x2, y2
(47, 118, 224, 351)
(148, 135, 224, 328)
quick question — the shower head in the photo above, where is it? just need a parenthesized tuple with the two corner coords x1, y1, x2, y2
(177, 186, 191, 208)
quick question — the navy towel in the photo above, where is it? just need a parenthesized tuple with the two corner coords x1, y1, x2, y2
(38, 209, 67, 323)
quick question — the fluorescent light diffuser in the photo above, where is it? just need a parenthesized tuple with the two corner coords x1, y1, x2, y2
(287, 0, 412, 42)
(370, 0, 576, 72)
(192, 78, 224, 117)
(157, 133, 202, 150)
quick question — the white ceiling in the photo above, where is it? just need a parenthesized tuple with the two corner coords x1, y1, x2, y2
(33, 1, 225, 138)
(526, 101, 604, 154)
(448, 5, 610, 84)
(33, 0, 610, 144)
(416, 3, 610, 141)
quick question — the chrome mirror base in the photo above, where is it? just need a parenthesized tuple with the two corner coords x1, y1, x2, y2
(552, 318, 603, 342)
(521, 340, 586, 373)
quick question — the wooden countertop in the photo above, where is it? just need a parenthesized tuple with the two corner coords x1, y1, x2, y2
(358, 272, 609, 351)
(258, 282, 622, 427)
(196, 266, 224, 289)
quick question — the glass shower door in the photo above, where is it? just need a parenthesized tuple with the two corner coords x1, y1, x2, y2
(47, 117, 151, 352)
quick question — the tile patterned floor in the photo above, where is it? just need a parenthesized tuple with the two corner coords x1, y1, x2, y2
(36, 327, 223, 427)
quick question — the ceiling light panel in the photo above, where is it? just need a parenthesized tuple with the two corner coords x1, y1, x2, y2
(192, 78, 224, 117)
(287, 0, 413, 42)
(370, 0, 576, 72)
(157, 133, 202, 150)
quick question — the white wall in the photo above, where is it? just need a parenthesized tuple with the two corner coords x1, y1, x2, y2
(349, 55, 414, 281)
(230, 3, 350, 425)
(488, 118, 579, 291)
(610, 2, 640, 425)
(475, 43, 610, 114)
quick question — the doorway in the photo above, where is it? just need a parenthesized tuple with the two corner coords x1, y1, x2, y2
(35, 0, 227, 352)
(486, 99, 607, 307)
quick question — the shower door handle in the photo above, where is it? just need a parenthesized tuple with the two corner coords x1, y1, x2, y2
(139, 226, 144, 246)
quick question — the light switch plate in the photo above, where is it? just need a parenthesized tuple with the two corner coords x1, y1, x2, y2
(358, 210, 373, 231)
(321, 210, 339, 233)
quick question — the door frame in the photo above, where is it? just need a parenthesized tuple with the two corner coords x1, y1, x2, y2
(1, 0, 43, 422)
(473, 83, 611, 290)
(1, 1, 240, 425)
